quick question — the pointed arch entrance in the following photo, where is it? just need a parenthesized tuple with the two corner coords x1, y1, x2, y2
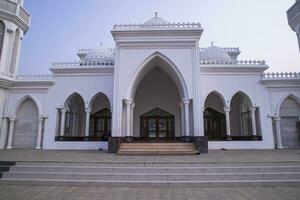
(13, 97, 39, 149)
(278, 95, 300, 148)
(127, 52, 190, 140)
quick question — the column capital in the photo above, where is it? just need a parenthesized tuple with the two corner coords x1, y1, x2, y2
(182, 99, 190, 105)
(38, 117, 44, 122)
(85, 107, 92, 113)
(130, 102, 135, 108)
(224, 107, 230, 112)
(124, 99, 132, 106)
(9, 118, 16, 122)
(274, 116, 281, 122)
(249, 106, 256, 112)
(61, 108, 67, 113)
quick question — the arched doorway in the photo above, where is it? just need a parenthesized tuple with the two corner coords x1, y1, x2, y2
(89, 93, 111, 141)
(13, 98, 39, 148)
(204, 92, 226, 140)
(64, 93, 86, 138)
(230, 92, 261, 140)
(130, 54, 189, 140)
(279, 96, 300, 148)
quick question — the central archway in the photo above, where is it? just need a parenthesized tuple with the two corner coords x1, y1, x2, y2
(129, 53, 190, 140)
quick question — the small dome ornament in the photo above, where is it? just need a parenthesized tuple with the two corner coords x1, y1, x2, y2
(143, 12, 170, 25)
(200, 42, 232, 62)
(84, 45, 114, 62)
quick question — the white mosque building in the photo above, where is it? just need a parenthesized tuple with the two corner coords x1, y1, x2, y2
(0, 0, 299, 153)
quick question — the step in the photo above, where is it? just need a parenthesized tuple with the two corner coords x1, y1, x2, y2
(9, 165, 300, 174)
(118, 142, 197, 155)
(13, 161, 300, 167)
(1, 178, 300, 187)
(3, 171, 300, 181)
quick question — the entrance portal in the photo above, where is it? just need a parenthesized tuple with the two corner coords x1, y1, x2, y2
(140, 108, 174, 140)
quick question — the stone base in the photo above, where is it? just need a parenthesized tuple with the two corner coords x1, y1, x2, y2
(108, 137, 126, 153)
(192, 136, 208, 153)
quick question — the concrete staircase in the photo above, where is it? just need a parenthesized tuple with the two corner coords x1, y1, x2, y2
(117, 142, 198, 155)
(1, 161, 300, 187)
(0, 161, 15, 178)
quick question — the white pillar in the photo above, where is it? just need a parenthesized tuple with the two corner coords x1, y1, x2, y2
(60, 108, 66, 137)
(130, 102, 135, 137)
(35, 117, 43, 149)
(6, 118, 16, 149)
(249, 107, 257, 138)
(180, 103, 185, 136)
(183, 100, 190, 137)
(85, 108, 91, 137)
(125, 100, 132, 138)
(224, 107, 232, 140)
(0, 117, 8, 149)
(274, 117, 283, 149)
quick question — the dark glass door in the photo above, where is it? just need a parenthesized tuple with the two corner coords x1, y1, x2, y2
(140, 108, 175, 140)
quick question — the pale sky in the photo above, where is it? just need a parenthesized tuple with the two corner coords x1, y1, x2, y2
(19, 0, 300, 74)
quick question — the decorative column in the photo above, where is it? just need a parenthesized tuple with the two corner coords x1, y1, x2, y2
(224, 107, 232, 140)
(130, 102, 135, 138)
(125, 100, 132, 139)
(183, 100, 190, 138)
(274, 117, 283, 149)
(59, 108, 66, 137)
(6, 118, 16, 149)
(180, 103, 185, 136)
(35, 117, 44, 149)
(0, 117, 8, 149)
(249, 106, 257, 140)
(85, 108, 91, 138)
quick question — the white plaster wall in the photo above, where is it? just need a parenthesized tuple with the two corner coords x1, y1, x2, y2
(133, 68, 181, 137)
(200, 73, 275, 149)
(43, 75, 114, 150)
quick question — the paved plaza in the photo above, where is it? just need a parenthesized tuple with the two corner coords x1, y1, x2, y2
(0, 149, 299, 200)
(0, 185, 300, 200)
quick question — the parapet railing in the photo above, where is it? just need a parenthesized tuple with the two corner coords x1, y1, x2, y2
(52, 61, 114, 67)
(200, 59, 266, 65)
(113, 22, 202, 30)
(77, 48, 115, 54)
(199, 47, 240, 52)
(16, 74, 53, 80)
(263, 72, 300, 79)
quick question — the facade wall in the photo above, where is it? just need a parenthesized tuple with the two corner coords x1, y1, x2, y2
(43, 75, 114, 150)
(200, 73, 275, 149)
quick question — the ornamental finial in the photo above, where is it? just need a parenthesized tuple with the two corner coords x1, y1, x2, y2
(155, 12, 158, 18)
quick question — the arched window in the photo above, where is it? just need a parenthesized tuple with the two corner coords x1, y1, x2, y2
(0, 21, 5, 59)
(10, 29, 20, 74)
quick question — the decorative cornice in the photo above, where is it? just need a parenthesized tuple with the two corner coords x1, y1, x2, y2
(0, 9, 30, 33)
(9, 79, 55, 90)
(50, 66, 114, 76)
(0, 77, 13, 88)
(200, 66, 268, 74)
